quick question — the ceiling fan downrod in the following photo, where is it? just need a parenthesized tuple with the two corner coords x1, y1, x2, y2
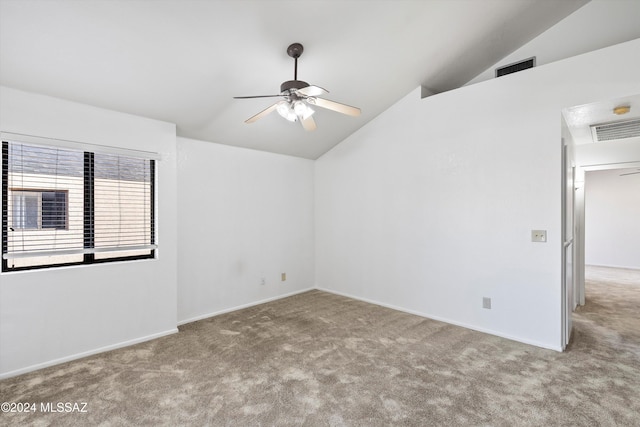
(280, 43, 309, 94)
(287, 43, 304, 81)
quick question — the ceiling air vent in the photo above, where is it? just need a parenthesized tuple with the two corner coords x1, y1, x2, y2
(590, 118, 640, 142)
(495, 57, 536, 78)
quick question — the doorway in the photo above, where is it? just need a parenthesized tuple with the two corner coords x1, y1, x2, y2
(562, 94, 640, 349)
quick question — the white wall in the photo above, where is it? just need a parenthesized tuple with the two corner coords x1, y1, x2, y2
(316, 39, 640, 351)
(177, 137, 314, 323)
(585, 169, 640, 269)
(0, 86, 178, 378)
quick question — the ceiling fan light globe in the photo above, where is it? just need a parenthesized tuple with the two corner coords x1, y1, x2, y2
(293, 100, 314, 120)
(293, 100, 306, 115)
(276, 101, 290, 118)
(286, 110, 298, 122)
(277, 101, 298, 122)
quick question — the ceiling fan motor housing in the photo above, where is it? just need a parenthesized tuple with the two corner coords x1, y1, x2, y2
(281, 80, 309, 95)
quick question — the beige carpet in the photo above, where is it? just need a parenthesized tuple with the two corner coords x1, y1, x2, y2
(1, 266, 639, 426)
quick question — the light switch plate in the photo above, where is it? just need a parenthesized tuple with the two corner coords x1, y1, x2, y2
(531, 230, 547, 243)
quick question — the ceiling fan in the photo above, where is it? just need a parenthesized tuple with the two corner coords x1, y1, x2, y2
(234, 43, 361, 131)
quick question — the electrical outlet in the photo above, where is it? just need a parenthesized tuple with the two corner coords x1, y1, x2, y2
(531, 230, 547, 243)
(483, 297, 492, 309)
(281, 273, 286, 281)
(260, 277, 265, 286)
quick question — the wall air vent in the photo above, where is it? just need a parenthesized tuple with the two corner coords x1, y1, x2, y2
(495, 57, 536, 77)
(590, 118, 640, 142)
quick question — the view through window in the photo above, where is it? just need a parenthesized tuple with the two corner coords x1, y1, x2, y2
(2, 139, 156, 271)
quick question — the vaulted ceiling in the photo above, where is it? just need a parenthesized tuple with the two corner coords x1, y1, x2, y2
(0, 0, 588, 159)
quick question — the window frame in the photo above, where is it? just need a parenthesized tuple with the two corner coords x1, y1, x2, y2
(2, 139, 157, 272)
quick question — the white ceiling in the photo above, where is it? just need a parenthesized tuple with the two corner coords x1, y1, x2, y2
(0, 0, 588, 159)
(564, 94, 640, 175)
(563, 94, 640, 146)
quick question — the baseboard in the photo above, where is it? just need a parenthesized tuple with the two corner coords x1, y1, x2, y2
(316, 287, 563, 352)
(0, 328, 178, 380)
(585, 263, 640, 271)
(177, 287, 315, 326)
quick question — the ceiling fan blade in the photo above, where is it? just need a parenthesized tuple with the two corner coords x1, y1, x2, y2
(297, 85, 328, 97)
(234, 94, 282, 99)
(307, 97, 361, 116)
(245, 103, 279, 124)
(300, 115, 317, 132)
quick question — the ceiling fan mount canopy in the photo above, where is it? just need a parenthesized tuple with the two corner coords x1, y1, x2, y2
(286, 43, 304, 59)
(233, 42, 361, 131)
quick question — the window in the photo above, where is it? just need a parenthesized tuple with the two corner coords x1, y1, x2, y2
(12, 190, 67, 230)
(2, 139, 156, 271)
(42, 190, 68, 229)
(12, 191, 38, 229)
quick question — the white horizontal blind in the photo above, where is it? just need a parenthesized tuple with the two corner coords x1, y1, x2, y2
(1, 132, 162, 161)
(93, 153, 154, 260)
(2, 140, 156, 270)
(4, 142, 85, 267)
